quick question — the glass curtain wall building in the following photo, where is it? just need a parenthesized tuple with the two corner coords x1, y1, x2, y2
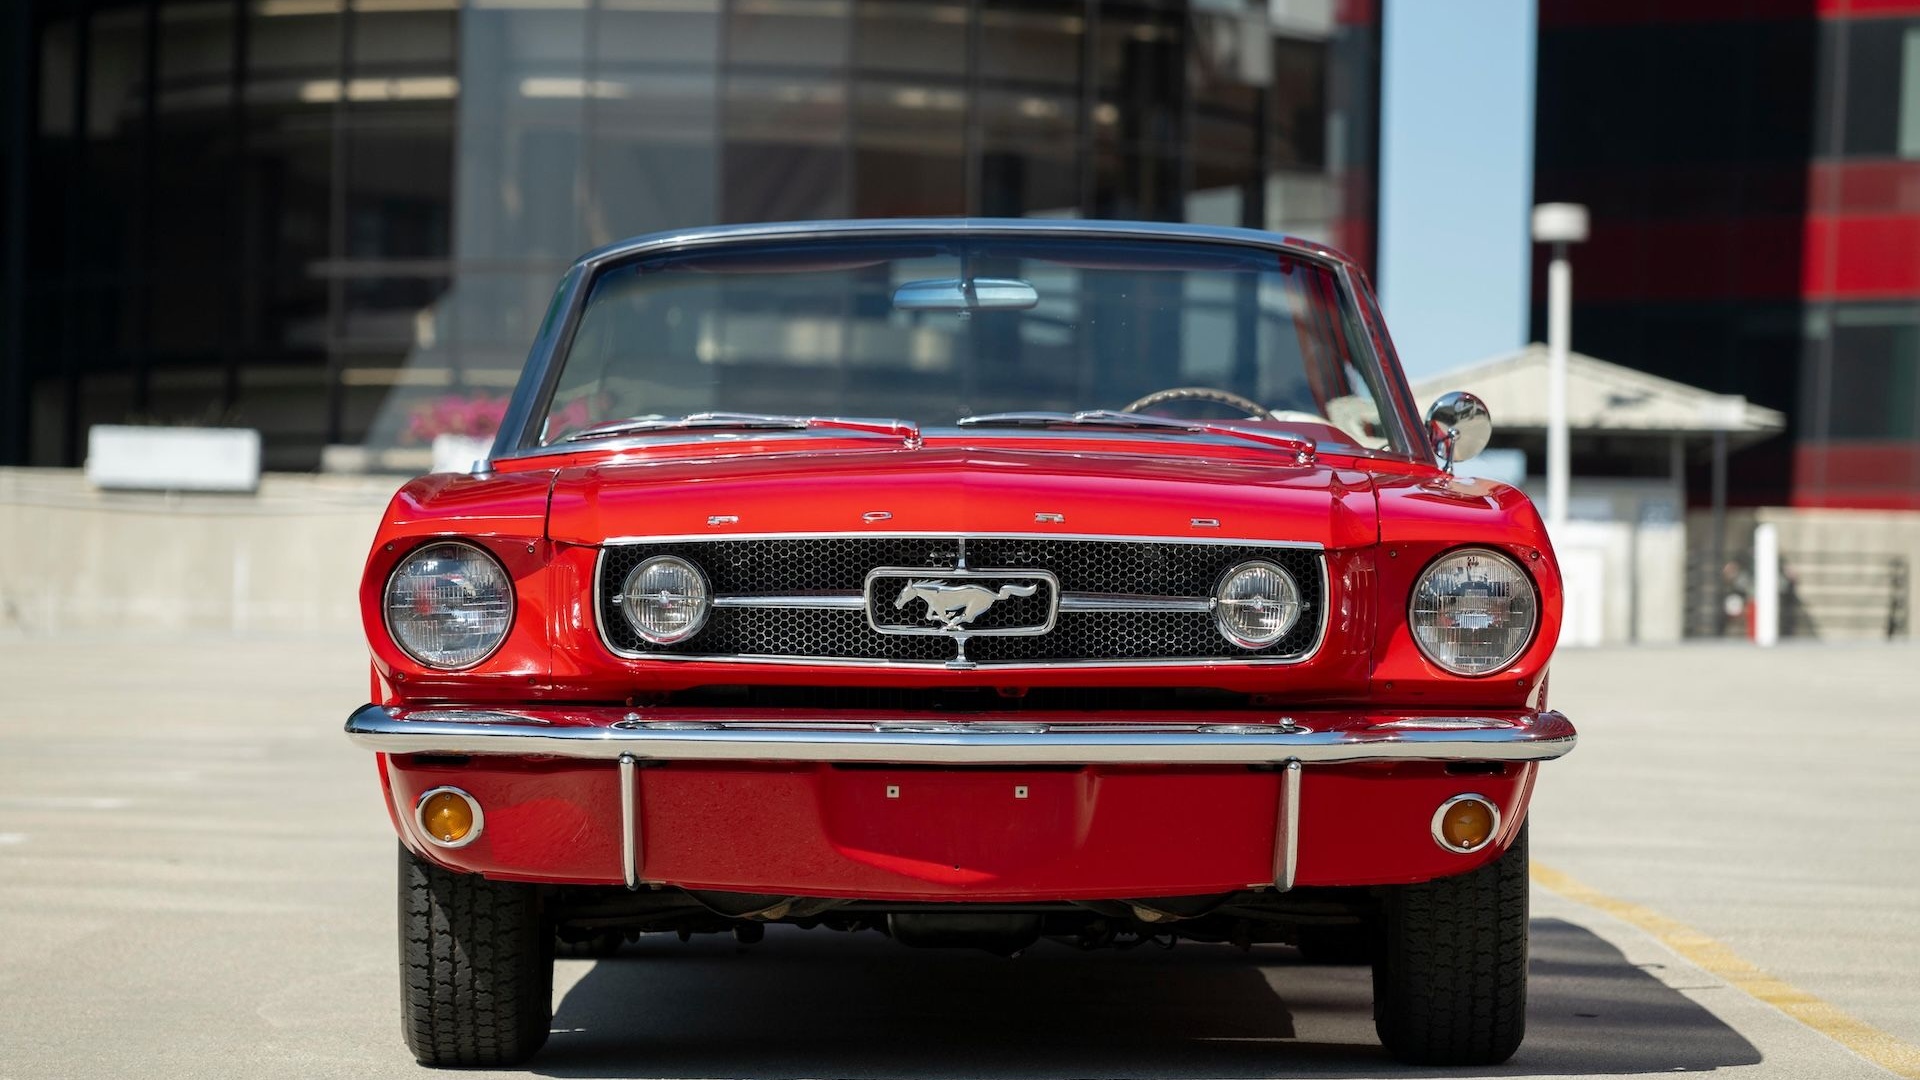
(1534, 1, 1920, 511)
(0, 0, 1379, 471)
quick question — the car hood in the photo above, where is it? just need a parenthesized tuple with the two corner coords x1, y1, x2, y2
(546, 444, 1379, 549)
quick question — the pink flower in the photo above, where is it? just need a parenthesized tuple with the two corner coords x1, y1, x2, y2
(403, 394, 512, 444)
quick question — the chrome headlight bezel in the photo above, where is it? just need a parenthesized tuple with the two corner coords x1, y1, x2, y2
(616, 555, 712, 645)
(1407, 546, 1539, 677)
(1212, 559, 1304, 649)
(382, 540, 516, 670)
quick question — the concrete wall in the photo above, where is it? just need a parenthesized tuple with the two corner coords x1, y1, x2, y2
(0, 468, 400, 634)
(1528, 477, 1687, 647)
(11, 466, 1892, 645)
(1549, 519, 1686, 647)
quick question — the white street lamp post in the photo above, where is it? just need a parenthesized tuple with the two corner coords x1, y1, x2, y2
(1531, 203, 1589, 533)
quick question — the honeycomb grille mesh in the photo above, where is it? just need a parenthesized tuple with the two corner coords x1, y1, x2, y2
(598, 537, 1323, 665)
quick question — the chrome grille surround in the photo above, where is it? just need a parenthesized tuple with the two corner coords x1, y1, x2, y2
(594, 533, 1328, 669)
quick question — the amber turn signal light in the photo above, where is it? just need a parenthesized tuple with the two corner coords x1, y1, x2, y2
(416, 787, 483, 848)
(1431, 794, 1499, 854)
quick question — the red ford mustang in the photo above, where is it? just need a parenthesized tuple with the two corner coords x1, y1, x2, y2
(346, 219, 1574, 1068)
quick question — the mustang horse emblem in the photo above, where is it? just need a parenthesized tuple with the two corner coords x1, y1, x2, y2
(894, 580, 1038, 631)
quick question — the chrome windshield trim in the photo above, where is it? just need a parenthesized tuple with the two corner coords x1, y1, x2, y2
(575, 219, 1349, 278)
(346, 705, 1577, 765)
(499, 219, 1427, 462)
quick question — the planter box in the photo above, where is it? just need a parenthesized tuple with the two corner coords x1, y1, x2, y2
(320, 444, 433, 475)
(85, 426, 262, 493)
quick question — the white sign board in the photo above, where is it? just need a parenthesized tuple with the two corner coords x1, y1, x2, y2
(85, 426, 262, 493)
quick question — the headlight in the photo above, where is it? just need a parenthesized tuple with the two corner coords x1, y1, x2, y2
(1409, 547, 1538, 675)
(1213, 560, 1302, 648)
(383, 541, 514, 669)
(615, 555, 710, 644)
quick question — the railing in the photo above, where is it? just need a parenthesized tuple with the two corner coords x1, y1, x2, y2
(1778, 552, 1909, 641)
(1684, 550, 1909, 640)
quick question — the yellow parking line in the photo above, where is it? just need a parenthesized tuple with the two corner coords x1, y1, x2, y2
(1533, 863, 1920, 1079)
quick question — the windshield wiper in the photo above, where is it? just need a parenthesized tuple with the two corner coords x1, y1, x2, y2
(956, 410, 1205, 432)
(562, 412, 920, 445)
(955, 410, 1315, 463)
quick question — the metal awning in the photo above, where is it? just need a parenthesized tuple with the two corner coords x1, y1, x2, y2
(1410, 344, 1785, 449)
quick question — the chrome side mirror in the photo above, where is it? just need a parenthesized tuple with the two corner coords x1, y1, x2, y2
(1425, 391, 1492, 472)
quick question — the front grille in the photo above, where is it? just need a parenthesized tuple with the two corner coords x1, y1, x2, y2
(597, 536, 1324, 666)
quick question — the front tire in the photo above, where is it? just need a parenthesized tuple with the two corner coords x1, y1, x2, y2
(1372, 824, 1529, 1065)
(399, 845, 554, 1067)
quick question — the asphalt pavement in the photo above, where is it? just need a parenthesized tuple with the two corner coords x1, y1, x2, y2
(0, 634, 1914, 1080)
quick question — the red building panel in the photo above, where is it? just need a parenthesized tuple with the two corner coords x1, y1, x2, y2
(1543, 0, 1827, 26)
(1809, 160, 1920, 217)
(1793, 444, 1920, 509)
(1804, 214, 1920, 299)
(1816, 0, 1920, 17)
(1531, 216, 1807, 304)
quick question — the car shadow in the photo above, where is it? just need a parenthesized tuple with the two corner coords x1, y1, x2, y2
(534, 917, 1760, 1079)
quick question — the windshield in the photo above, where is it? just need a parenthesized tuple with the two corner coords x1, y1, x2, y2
(538, 236, 1408, 454)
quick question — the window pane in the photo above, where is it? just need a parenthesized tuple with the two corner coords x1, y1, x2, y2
(245, 93, 335, 278)
(1270, 36, 1325, 170)
(159, 1, 233, 85)
(852, 78, 965, 216)
(723, 72, 849, 221)
(980, 1, 1081, 87)
(727, 0, 849, 69)
(149, 276, 229, 364)
(1189, 11, 1264, 173)
(345, 111, 454, 259)
(454, 6, 589, 261)
(78, 10, 148, 273)
(351, 8, 455, 70)
(234, 364, 331, 470)
(1828, 314, 1920, 439)
(855, 0, 965, 77)
(1844, 20, 1905, 157)
(1902, 27, 1920, 159)
(595, 0, 721, 67)
(247, 3, 339, 75)
(1096, 6, 1182, 152)
(32, 18, 78, 279)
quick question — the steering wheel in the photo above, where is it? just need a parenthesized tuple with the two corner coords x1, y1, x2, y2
(1123, 387, 1278, 422)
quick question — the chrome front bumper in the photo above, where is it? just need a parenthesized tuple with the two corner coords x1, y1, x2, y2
(354, 704, 1574, 893)
(344, 704, 1577, 766)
